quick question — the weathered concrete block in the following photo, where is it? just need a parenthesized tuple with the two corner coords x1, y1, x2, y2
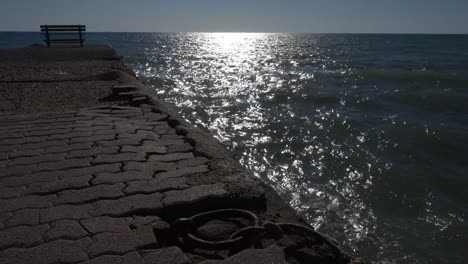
(82, 252, 144, 264)
(167, 143, 193, 153)
(80, 216, 132, 234)
(155, 165, 209, 180)
(6, 153, 66, 167)
(124, 177, 188, 195)
(4, 209, 40, 227)
(33, 157, 92, 172)
(64, 163, 122, 178)
(45, 220, 88, 241)
(93, 170, 154, 184)
(0, 194, 54, 212)
(176, 157, 210, 169)
(69, 134, 115, 144)
(55, 183, 125, 205)
(0, 186, 25, 199)
(88, 226, 157, 257)
(149, 152, 194, 162)
(163, 183, 228, 207)
(0, 225, 49, 249)
(121, 144, 167, 154)
(92, 193, 163, 216)
(40, 204, 92, 223)
(27, 175, 92, 195)
(93, 152, 146, 165)
(0, 238, 92, 264)
(67, 146, 119, 159)
(141, 247, 191, 264)
(124, 161, 176, 172)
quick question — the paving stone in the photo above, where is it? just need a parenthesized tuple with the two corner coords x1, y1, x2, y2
(161, 135, 185, 140)
(80, 216, 132, 234)
(40, 204, 93, 223)
(69, 134, 116, 144)
(93, 170, 154, 184)
(88, 226, 157, 257)
(55, 183, 125, 205)
(0, 238, 92, 264)
(125, 177, 188, 195)
(155, 165, 209, 180)
(121, 144, 167, 154)
(48, 131, 92, 140)
(67, 146, 119, 159)
(141, 247, 191, 264)
(82, 252, 144, 264)
(6, 153, 66, 166)
(167, 143, 193, 153)
(163, 183, 228, 207)
(96, 138, 142, 147)
(43, 142, 93, 154)
(0, 172, 59, 187)
(0, 224, 49, 249)
(130, 216, 162, 228)
(145, 139, 185, 146)
(17, 139, 69, 150)
(199, 245, 286, 264)
(92, 193, 163, 216)
(33, 157, 92, 172)
(27, 175, 92, 195)
(8, 149, 42, 159)
(45, 220, 88, 241)
(24, 128, 70, 137)
(73, 125, 113, 133)
(149, 153, 194, 162)
(0, 152, 9, 161)
(93, 153, 146, 164)
(117, 132, 159, 141)
(0, 165, 32, 177)
(0, 212, 12, 229)
(0, 186, 26, 199)
(4, 209, 40, 227)
(0, 194, 54, 213)
(124, 161, 176, 172)
(176, 157, 210, 169)
(63, 163, 122, 178)
(145, 113, 169, 122)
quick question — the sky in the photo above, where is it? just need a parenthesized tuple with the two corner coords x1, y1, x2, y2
(0, 0, 467, 34)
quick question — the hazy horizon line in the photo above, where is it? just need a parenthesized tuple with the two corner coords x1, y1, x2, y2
(1, 30, 467, 35)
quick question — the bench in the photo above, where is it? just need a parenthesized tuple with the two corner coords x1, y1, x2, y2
(40, 25, 86, 48)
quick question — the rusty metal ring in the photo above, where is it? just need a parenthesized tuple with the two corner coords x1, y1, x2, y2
(176, 209, 260, 249)
(188, 209, 260, 226)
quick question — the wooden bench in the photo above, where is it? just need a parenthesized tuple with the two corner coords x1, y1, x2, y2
(40, 25, 86, 48)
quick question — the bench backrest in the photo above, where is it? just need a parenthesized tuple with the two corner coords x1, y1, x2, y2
(40, 25, 86, 48)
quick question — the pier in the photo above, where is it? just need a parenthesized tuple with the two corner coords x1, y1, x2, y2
(0, 45, 359, 264)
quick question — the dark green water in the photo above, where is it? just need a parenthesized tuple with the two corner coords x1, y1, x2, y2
(2, 32, 467, 263)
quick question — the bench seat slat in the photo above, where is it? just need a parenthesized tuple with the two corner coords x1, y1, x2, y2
(41, 28, 86, 32)
(42, 32, 86, 36)
(40, 25, 85, 28)
(44, 39, 86, 42)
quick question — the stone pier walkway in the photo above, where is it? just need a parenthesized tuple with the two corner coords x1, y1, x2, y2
(0, 46, 358, 264)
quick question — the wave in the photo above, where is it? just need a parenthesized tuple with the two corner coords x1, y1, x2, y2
(354, 70, 468, 84)
(314, 68, 468, 84)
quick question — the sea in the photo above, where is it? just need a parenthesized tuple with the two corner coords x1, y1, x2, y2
(1, 32, 467, 264)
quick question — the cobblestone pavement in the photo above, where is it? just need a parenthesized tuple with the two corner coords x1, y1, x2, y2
(0, 103, 251, 264)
